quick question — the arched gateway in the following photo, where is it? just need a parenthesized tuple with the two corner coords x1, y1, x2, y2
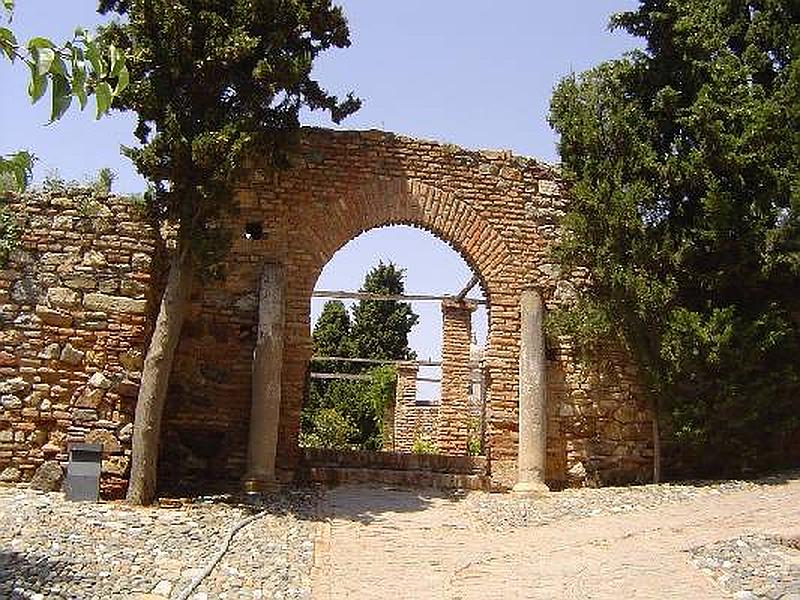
(162, 128, 654, 491)
(0, 127, 654, 495)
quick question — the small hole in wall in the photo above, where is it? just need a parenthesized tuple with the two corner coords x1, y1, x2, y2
(244, 222, 264, 240)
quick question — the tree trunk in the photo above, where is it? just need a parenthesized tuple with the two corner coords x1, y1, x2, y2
(126, 251, 193, 505)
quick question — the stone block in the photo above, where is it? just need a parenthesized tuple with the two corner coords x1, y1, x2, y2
(1, 394, 22, 409)
(0, 351, 17, 367)
(84, 293, 147, 315)
(120, 349, 144, 372)
(60, 344, 85, 365)
(37, 343, 61, 360)
(0, 465, 21, 482)
(0, 377, 30, 395)
(76, 388, 105, 408)
(85, 429, 122, 454)
(36, 304, 73, 327)
(88, 372, 113, 390)
(102, 455, 129, 476)
(29, 460, 63, 492)
(73, 408, 98, 422)
(11, 278, 41, 304)
(47, 287, 80, 308)
(118, 423, 133, 442)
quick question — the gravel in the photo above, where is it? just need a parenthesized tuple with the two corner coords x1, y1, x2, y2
(690, 534, 800, 600)
(0, 485, 320, 600)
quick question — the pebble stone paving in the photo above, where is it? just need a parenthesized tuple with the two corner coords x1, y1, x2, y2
(0, 485, 319, 600)
(463, 478, 765, 531)
(1, 472, 798, 599)
(690, 534, 800, 600)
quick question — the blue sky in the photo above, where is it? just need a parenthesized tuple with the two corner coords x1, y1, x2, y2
(1, 1, 641, 398)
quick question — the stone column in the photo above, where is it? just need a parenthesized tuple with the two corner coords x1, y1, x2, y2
(438, 299, 475, 455)
(243, 263, 285, 492)
(513, 289, 549, 493)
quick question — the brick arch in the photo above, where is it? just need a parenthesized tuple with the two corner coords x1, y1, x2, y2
(279, 177, 513, 468)
(301, 177, 509, 305)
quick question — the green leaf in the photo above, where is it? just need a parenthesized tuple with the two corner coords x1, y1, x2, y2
(0, 27, 16, 61)
(26, 61, 47, 103)
(33, 47, 54, 76)
(84, 39, 104, 77)
(50, 55, 67, 76)
(26, 36, 54, 50)
(72, 66, 87, 110)
(50, 73, 72, 122)
(95, 81, 112, 119)
(114, 64, 129, 96)
(109, 44, 125, 77)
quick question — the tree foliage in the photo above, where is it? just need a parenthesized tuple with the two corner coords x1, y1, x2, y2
(350, 262, 420, 360)
(97, 0, 360, 270)
(549, 0, 800, 475)
(302, 262, 418, 450)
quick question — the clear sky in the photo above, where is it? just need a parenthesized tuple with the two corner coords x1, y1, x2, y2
(1, 1, 641, 398)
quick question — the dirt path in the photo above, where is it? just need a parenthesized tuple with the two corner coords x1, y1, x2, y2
(312, 478, 800, 599)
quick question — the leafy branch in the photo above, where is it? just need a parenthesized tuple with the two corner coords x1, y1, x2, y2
(0, 0, 129, 191)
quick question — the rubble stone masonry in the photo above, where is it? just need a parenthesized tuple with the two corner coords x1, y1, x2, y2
(0, 189, 159, 497)
(1, 128, 654, 494)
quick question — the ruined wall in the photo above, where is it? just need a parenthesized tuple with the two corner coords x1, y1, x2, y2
(0, 188, 158, 496)
(0, 128, 654, 493)
(165, 128, 653, 489)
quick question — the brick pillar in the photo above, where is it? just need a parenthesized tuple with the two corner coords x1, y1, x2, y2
(243, 263, 285, 492)
(392, 364, 419, 452)
(438, 300, 475, 455)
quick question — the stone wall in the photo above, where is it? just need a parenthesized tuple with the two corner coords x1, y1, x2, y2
(0, 128, 654, 494)
(0, 188, 158, 497)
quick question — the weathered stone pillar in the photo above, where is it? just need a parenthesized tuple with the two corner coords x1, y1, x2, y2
(392, 363, 419, 452)
(243, 263, 285, 492)
(513, 289, 549, 493)
(439, 299, 475, 455)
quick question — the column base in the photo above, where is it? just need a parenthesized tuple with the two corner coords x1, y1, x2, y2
(512, 480, 550, 495)
(242, 477, 280, 494)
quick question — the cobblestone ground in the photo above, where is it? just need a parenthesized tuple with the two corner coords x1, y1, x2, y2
(0, 486, 318, 600)
(314, 472, 800, 600)
(1, 473, 798, 599)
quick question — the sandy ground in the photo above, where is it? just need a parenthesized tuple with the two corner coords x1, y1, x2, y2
(311, 477, 800, 599)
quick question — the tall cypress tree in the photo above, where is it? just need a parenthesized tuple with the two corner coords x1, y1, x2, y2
(549, 0, 800, 476)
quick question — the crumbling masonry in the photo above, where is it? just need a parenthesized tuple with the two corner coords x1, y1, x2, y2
(0, 128, 654, 495)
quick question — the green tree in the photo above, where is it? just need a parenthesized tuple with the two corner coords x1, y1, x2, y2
(302, 262, 417, 450)
(548, 0, 800, 477)
(312, 300, 354, 370)
(350, 261, 419, 360)
(96, 0, 360, 504)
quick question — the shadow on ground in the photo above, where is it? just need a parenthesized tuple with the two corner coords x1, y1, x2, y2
(151, 468, 800, 526)
(0, 550, 77, 599)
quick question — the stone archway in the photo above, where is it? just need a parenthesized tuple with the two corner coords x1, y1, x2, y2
(158, 127, 654, 492)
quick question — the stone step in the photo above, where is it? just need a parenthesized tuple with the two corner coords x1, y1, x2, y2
(299, 466, 491, 490)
